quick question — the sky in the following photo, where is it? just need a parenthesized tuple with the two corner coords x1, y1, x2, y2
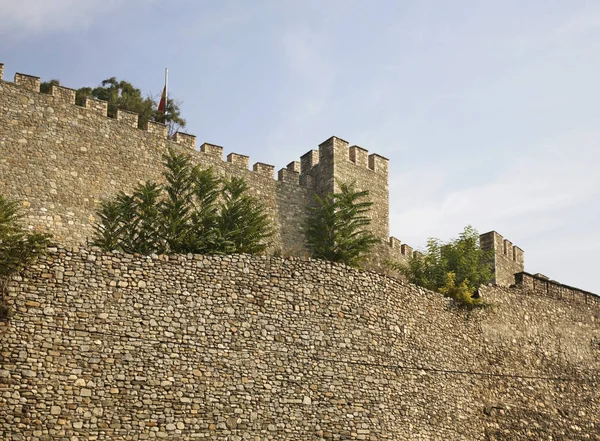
(1, 0, 599, 293)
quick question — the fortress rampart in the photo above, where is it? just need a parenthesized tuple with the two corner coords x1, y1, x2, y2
(1, 63, 600, 440)
(0, 62, 588, 288)
(0, 248, 598, 440)
(0, 64, 413, 272)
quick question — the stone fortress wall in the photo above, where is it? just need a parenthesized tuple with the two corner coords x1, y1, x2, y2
(2, 63, 600, 440)
(0, 64, 417, 274)
(0, 248, 599, 440)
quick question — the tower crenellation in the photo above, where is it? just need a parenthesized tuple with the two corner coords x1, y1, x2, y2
(480, 231, 525, 286)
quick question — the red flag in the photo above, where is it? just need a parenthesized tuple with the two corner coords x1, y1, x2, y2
(158, 86, 166, 113)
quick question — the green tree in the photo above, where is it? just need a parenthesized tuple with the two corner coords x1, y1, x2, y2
(160, 149, 197, 253)
(219, 177, 272, 254)
(0, 195, 51, 320)
(91, 150, 272, 255)
(188, 167, 222, 253)
(41, 77, 186, 133)
(40, 79, 60, 94)
(75, 78, 155, 129)
(92, 183, 164, 254)
(390, 225, 492, 306)
(305, 182, 379, 267)
(91, 199, 122, 251)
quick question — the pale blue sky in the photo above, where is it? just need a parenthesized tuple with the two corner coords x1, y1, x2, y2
(1, 0, 599, 292)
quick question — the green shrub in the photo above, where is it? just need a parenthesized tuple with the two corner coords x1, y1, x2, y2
(439, 272, 484, 309)
(92, 149, 272, 255)
(0, 195, 51, 320)
(305, 181, 378, 267)
(389, 226, 492, 308)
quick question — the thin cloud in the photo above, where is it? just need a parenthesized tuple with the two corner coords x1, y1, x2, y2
(0, 0, 121, 36)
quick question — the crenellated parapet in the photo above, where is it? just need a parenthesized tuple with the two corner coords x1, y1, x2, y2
(0, 63, 317, 257)
(515, 272, 600, 305)
(1, 65, 397, 195)
(277, 161, 301, 184)
(0, 65, 298, 186)
(284, 136, 390, 241)
(480, 231, 525, 287)
(388, 237, 415, 258)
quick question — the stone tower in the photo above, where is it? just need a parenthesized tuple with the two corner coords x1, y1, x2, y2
(298, 136, 390, 240)
(480, 231, 525, 286)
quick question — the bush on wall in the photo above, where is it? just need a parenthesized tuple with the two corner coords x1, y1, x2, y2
(0, 195, 51, 320)
(92, 149, 272, 255)
(389, 225, 492, 308)
(305, 181, 379, 267)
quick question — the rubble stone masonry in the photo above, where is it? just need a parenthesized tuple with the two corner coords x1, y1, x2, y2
(0, 248, 599, 440)
(1, 62, 599, 440)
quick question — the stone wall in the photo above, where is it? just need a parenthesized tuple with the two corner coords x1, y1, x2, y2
(0, 69, 309, 254)
(0, 64, 411, 270)
(1, 248, 599, 440)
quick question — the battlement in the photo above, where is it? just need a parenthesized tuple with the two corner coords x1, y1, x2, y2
(2, 64, 393, 193)
(50, 84, 76, 105)
(480, 231, 525, 286)
(515, 272, 600, 305)
(14, 72, 40, 91)
(480, 231, 524, 264)
(0, 62, 405, 267)
(0, 64, 292, 186)
(294, 136, 389, 177)
(388, 236, 415, 258)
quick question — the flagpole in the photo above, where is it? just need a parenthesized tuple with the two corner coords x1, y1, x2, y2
(164, 68, 168, 120)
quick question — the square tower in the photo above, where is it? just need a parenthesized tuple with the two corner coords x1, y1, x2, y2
(300, 136, 390, 240)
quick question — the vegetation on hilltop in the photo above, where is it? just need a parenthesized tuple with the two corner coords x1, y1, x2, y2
(92, 149, 272, 255)
(40, 78, 186, 135)
(305, 182, 378, 267)
(0, 195, 51, 320)
(389, 225, 493, 308)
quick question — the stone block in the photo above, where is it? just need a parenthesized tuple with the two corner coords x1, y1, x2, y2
(227, 152, 249, 169)
(15, 73, 40, 92)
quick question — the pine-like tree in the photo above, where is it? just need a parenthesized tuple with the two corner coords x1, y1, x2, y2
(91, 150, 272, 255)
(306, 182, 378, 267)
(161, 150, 196, 253)
(189, 167, 222, 253)
(0, 195, 51, 320)
(219, 177, 272, 254)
